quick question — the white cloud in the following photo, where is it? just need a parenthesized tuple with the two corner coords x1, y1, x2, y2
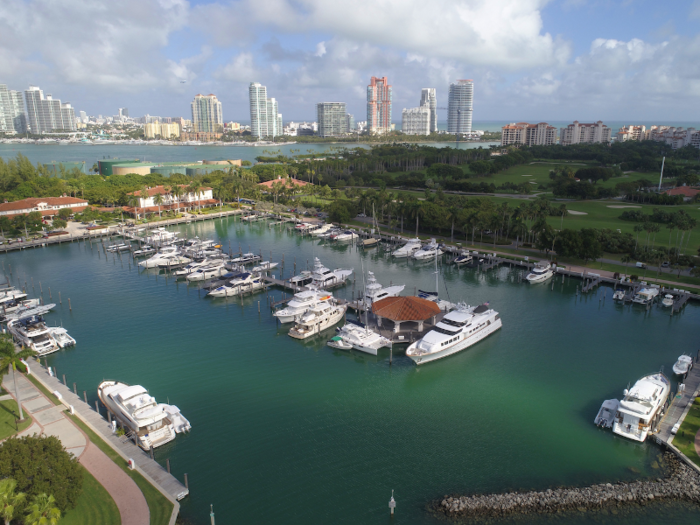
(214, 52, 259, 83)
(314, 42, 326, 57)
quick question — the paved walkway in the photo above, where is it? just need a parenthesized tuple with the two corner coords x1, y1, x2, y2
(3, 372, 149, 525)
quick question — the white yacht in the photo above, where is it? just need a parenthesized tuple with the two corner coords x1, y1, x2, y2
(360, 272, 404, 307)
(525, 262, 554, 283)
(132, 245, 155, 257)
(453, 251, 473, 265)
(412, 239, 443, 260)
(138, 246, 179, 268)
(594, 399, 620, 429)
(7, 315, 60, 356)
(273, 289, 333, 323)
(289, 270, 313, 289)
(661, 294, 674, 307)
(251, 261, 278, 273)
(612, 373, 670, 442)
(289, 302, 347, 339)
(406, 303, 502, 365)
(672, 355, 693, 376)
(392, 238, 422, 258)
(186, 261, 227, 282)
(332, 321, 391, 355)
(157, 255, 191, 270)
(632, 288, 659, 305)
(48, 327, 76, 348)
(173, 259, 210, 277)
(207, 272, 264, 297)
(106, 242, 131, 253)
(144, 227, 179, 246)
(310, 257, 353, 289)
(334, 230, 359, 242)
(311, 224, 334, 236)
(230, 253, 261, 265)
(97, 381, 191, 451)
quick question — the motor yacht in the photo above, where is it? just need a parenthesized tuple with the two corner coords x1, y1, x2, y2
(319, 228, 341, 239)
(594, 399, 620, 428)
(48, 327, 76, 348)
(106, 242, 131, 253)
(412, 239, 443, 260)
(289, 301, 347, 339)
(207, 272, 264, 297)
(311, 224, 334, 237)
(0, 298, 40, 315)
(138, 246, 180, 268)
(273, 288, 333, 323)
(310, 257, 353, 289)
(360, 272, 404, 307)
(144, 227, 179, 246)
(132, 245, 155, 257)
(406, 303, 502, 365)
(631, 288, 659, 305)
(525, 262, 554, 283)
(97, 381, 191, 451)
(332, 321, 391, 355)
(230, 253, 261, 265)
(157, 255, 191, 270)
(289, 270, 313, 288)
(612, 373, 669, 442)
(661, 294, 674, 307)
(251, 261, 278, 273)
(334, 230, 359, 242)
(612, 289, 626, 301)
(453, 251, 473, 265)
(1, 304, 56, 322)
(7, 315, 60, 356)
(186, 262, 228, 282)
(392, 238, 422, 258)
(173, 259, 210, 277)
(0, 289, 27, 305)
(672, 355, 693, 376)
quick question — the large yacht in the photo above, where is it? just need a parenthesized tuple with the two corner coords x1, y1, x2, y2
(144, 227, 180, 246)
(230, 253, 261, 265)
(138, 246, 180, 268)
(406, 303, 502, 365)
(273, 288, 333, 323)
(173, 259, 210, 277)
(289, 270, 314, 288)
(361, 272, 404, 307)
(632, 288, 659, 305)
(412, 239, 443, 260)
(186, 261, 227, 281)
(332, 321, 391, 355)
(157, 255, 191, 270)
(525, 262, 554, 283)
(7, 315, 60, 356)
(310, 258, 353, 289)
(334, 230, 359, 242)
(207, 272, 264, 297)
(310, 224, 334, 237)
(288, 302, 347, 339)
(612, 373, 670, 442)
(392, 238, 422, 258)
(98, 381, 191, 450)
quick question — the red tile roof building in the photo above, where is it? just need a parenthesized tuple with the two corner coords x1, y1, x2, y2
(257, 177, 310, 189)
(501, 122, 557, 146)
(124, 185, 216, 217)
(0, 197, 88, 218)
(664, 186, 700, 200)
(372, 296, 441, 322)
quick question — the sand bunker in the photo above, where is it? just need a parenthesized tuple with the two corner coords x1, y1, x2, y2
(521, 174, 532, 177)
(607, 205, 641, 209)
(568, 210, 588, 215)
(529, 181, 537, 184)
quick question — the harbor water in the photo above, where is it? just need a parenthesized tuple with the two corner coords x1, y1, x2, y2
(3, 218, 699, 525)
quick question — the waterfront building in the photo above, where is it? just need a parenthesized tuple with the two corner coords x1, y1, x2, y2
(144, 122, 180, 139)
(501, 122, 557, 146)
(420, 88, 437, 132)
(180, 131, 222, 142)
(401, 106, 431, 135)
(367, 76, 392, 134)
(125, 185, 216, 216)
(447, 80, 473, 134)
(23, 86, 76, 133)
(317, 102, 348, 137)
(616, 125, 646, 142)
(0, 196, 88, 218)
(559, 121, 612, 145)
(249, 82, 282, 138)
(0, 85, 27, 133)
(191, 94, 223, 134)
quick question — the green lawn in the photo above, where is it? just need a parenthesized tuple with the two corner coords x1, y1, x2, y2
(672, 397, 700, 468)
(62, 466, 120, 525)
(0, 399, 32, 439)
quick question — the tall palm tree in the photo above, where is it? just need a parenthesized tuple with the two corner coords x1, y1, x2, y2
(0, 335, 37, 421)
(139, 187, 149, 220)
(0, 478, 25, 525)
(171, 185, 184, 214)
(127, 193, 140, 220)
(153, 193, 164, 218)
(24, 494, 60, 525)
(188, 181, 203, 213)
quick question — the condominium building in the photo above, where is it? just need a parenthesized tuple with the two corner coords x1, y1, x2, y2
(23, 86, 76, 133)
(501, 122, 557, 146)
(317, 102, 349, 137)
(559, 121, 611, 145)
(144, 122, 181, 139)
(249, 82, 283, 138)
(0, 84, 27, 133)
(447, 80, 473, 134)
(420, 88, 437, 133)
(191, 94, 223, 133)
(649, 127, 700, 149)
(402, 106, 431, 135)
(367, 76, 392, 133)
(616, 125, 646, 142)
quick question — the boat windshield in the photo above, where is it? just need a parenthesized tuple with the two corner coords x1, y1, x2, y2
(441, 318, 467, 328)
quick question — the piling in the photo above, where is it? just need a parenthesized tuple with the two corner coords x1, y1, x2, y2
(62, 374, 66, 385)
(59, 292, 61, 304)
(184, 473, 189, 490)
(83, 391, 87, 404)
(73, 382, 77, 395)
(150, 446, 154, 460)
(49, 287, 51, 299)
(166, 458, 171, 473)
(68, 298, 71, 311)
(95, 401, 99, 414)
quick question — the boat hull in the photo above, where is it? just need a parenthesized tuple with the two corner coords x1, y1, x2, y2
(407, 318, 502, 365)
(526, 271, 553, 283)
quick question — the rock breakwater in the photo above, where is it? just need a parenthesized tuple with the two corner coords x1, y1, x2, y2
(437, 454, 700, 520)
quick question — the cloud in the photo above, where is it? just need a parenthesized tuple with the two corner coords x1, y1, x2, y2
(214, 52, 258, 83)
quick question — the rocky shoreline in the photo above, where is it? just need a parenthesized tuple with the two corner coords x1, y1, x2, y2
(436, 454, 700, 520)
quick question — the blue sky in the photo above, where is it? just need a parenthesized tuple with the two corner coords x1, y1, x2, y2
(1, 0, 699, 123)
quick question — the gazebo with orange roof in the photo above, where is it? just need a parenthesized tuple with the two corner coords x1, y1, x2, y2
(371, 296, 441, 334)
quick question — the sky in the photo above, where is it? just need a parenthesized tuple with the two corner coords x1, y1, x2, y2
(1, 0, 700, 124)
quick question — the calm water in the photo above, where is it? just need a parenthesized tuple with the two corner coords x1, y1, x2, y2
(3, 220, 699, 525)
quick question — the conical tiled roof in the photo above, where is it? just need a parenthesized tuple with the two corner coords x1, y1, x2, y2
(371, 296, 440, 322)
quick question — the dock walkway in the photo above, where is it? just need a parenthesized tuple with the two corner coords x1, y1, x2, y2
(654, 351, 700, 445)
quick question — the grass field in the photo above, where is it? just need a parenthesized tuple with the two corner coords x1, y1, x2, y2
(62, 466, 120, 525)
(0, 398, 32, 439)
(672, 397, 700, 468)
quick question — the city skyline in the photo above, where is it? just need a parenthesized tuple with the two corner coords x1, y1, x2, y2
(0, 1, 697, 122)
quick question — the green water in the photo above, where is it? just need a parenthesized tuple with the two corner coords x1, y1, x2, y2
(3, 219, 699, 524)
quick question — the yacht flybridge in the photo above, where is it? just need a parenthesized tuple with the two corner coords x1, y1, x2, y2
(360, 272, 404, 307)
(406, 303, 502, 365)
(525, 262, 554, 283)
(98, 381, 191, 450)
(392, 238, 421, 258)
(612, 373, 669, 442)
(7, 315, 60, 356)
(310, 257, 353, 289)
(273, 288, 333, 323)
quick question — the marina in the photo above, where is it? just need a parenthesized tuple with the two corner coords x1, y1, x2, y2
(2, 215, 700, 525)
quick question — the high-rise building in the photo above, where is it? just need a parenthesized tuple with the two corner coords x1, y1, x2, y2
(447, 80, 473, 134)
(346, 113, 355, 132)
(24, 86, 76, 133)
(191, 94, 223, 133)
(119, 107, 129, 118)
(249, 82, 282, 138)
(616, 125, 646, 142)
(559, 121, 611, 146)
(367, 76, 392, 133)
(144, 122, 180, 139)
(501, 122, 557, 146)
(401, 106, 431, 136)
(317, 102, 348, 137)
(0, 84, 27, 133)
(420, 88, 437, 133)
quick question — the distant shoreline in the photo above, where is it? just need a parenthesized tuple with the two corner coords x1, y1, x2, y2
(0, 139, 499, 148)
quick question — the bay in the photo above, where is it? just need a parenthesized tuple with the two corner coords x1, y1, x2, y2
(2, 219, 699, 525)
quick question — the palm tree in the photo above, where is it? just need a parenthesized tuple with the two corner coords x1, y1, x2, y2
(171, 185, 184, 214)
(127, 193, 139, 220)
(0, 335, 37, 421)
(0, 478, 25, 525)
(153, 193, 164, 218)
(188, 181, 203, 213)
(139, 187, 149, 220)
(24, 494, 60, 525)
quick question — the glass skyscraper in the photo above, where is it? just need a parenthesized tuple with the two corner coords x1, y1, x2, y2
(249, 82, 282, 138)
(447, 80, 473, 134)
